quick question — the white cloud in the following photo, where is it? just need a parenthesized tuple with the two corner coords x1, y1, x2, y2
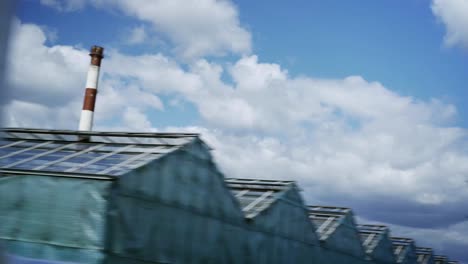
(103, 0, 252, 59)
(39, 0, 252, 59)
(230, 55, 288, 91)
(6, 18, 88, 106)
(4, 20, 164, 130)
(2, 99, 79, 129)
(93, 78, 164, 123)
(103, 51, 202, 95)
(122, 106, 154, 131)
(126, 25, 148, 45)
(180, 56, 457, 133)
(432, 0, 468, 49)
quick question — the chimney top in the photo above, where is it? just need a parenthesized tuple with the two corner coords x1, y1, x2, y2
(89, 45, 104, 58)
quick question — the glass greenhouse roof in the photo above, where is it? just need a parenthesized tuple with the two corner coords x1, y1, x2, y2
(391, 237, 415, 263)
(0, 128, 198, 177)
(357, 225, 389, 254)
(308, 206, 351, 240)
(434, 255, 449, 264)
(358, 224, 388, 233)
(225, 178, 294, 219)
(415, 247, 434, 264)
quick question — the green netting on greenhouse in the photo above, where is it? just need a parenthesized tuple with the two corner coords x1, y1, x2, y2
(0, 174, 111, 263)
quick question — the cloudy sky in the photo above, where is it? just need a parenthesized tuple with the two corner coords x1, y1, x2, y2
(4, 0, 468, 262)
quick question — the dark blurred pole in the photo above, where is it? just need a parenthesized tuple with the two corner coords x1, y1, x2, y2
(0, 2, 13, 263)
(0, 0, 14, 128)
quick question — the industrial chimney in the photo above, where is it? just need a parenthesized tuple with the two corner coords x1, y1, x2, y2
(78, 45, 104, 131)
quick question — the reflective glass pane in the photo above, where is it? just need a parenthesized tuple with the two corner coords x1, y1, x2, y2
(66, 157, 94, 163)
(46, 165, 71, 171)
(13, 163, 38, 170)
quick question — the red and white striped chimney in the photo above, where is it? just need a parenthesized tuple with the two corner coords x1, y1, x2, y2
(79, 45, 104, 131)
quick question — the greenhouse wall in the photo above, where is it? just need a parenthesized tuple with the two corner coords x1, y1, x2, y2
(0, 174, 111, 264)
(244, 187, 320, 264)
(106, 140, 248, 264)
(318, 245, 369, 264)
(318, 213, 368, 264)
(404, 245, 418, 264)
(370, 234, 397, 264)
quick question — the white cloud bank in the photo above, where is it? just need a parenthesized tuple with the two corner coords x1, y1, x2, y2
(126, 25, 148, 45)
(6, 18, 88, 105)
(432, 0, 468, 49)
(40, 0, 251, 59)
(3, 19, 164, 130)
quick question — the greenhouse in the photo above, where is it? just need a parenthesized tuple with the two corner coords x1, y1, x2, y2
(391, 237, 418, 264)
(357, 224, 396, 264)
(225, 178, 320, 263)
(308, 205, 367, 263)
(0, 128, 246, 264)
(415, 247, 435, 264)
(0, 128, 462, 264)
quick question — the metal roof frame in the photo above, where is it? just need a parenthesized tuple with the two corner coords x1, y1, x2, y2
(391, 237, 415, 263)
(357, 225, 392, 256)
(0, 168, 114, 180)
(434, 255, 449, 263)
(308, 205, 353, 241)
(3, 128, 198, 138)
(225, 178, 295, 219)
(415, 247, 434, 264)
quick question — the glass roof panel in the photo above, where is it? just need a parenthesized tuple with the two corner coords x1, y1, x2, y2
(0, 128, 198, 176)
(46, 165, 71, 171)
(15, 163, 40, 170)
(65, 156, 95, 163)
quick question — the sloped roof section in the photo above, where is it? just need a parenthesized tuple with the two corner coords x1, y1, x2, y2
(434, 255, 449, 264)
(308, 205, 351, 240)
(225, 178, 295, 219)
(391, 237, 416, 263)
(415, 247, 434, 264)
(0, 128, 198, 177)
(358, 224, 389, 254)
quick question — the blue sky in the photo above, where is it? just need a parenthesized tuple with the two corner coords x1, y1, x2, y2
(6, 0, 468, 262)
